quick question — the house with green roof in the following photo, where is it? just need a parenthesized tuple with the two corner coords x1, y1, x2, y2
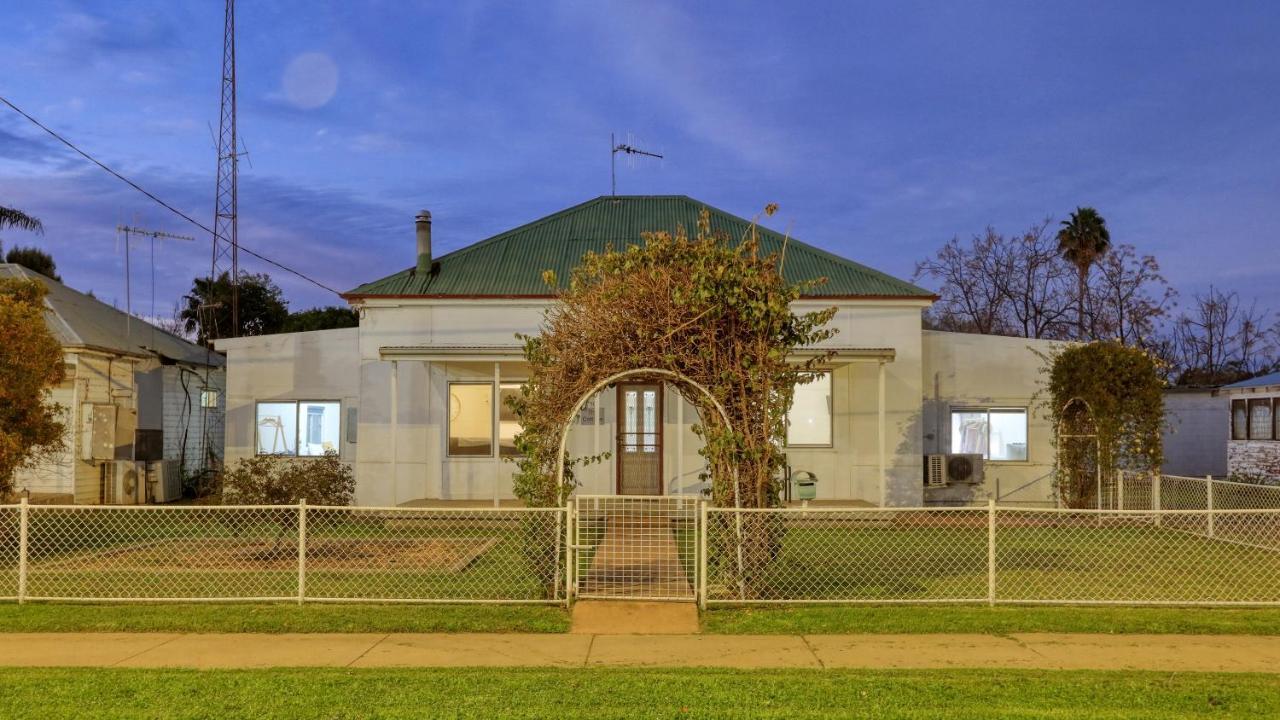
(216, 195, 1059, 508)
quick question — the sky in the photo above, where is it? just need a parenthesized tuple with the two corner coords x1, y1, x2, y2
(0, 0, 1278, 318)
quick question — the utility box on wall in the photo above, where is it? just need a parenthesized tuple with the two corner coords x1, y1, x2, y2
(82, 404, 117, 460)
(81, 404, 139, 461)
(115, 407, 137, 460)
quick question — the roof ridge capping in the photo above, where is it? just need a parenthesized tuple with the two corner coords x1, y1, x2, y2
(344, 196, 937, 300)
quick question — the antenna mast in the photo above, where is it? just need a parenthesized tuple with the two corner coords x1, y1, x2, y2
(211, 0, 240, 339)
(611, 132, 663, 196)
(117, 224, 195, 345)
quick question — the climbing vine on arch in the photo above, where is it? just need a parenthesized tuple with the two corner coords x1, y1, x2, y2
(1043, 341, 1165, 508)
(508, 207, 837, 510)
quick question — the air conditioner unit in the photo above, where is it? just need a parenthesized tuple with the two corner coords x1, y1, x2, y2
(923, 453, 986, 487)
(107, 460, 145, 505)
(924, 454, 946, 488)
(945, 453, 984, 484)
(146, 460, 183, 503)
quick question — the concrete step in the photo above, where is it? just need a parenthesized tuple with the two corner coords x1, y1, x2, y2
(570, 600, 699, 635)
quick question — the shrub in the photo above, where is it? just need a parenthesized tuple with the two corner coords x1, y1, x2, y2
(1044, 341, 1164, 508)
(221, 452, 354, 506)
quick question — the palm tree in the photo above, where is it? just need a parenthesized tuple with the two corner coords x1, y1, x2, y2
(0, 206, 44, 235)
(1057, 207, 1111, 339)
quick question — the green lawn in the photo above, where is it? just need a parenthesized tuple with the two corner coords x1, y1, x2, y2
(703, 604, 1280, 635)
(0, 603, 569, 633)
(707, 519, 1280, 603)
(9, 602, 1280, 636)
(9, 513, 563, 603)
(0, 668, 1276, 719)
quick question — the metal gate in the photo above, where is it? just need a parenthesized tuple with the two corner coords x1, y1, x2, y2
(570, 495, 700, 601)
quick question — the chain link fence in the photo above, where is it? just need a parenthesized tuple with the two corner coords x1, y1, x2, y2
(5, 487, 1280, 607)
(3, 502, 566, 604)
(705, 507, 989, 603)
(706, 502, 1280, 606)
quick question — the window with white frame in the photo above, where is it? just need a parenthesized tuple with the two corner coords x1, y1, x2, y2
(448, 381, 528, 458)
(255, 401, 342, 457)
(200, 389, 219, 408)
(1248, 398, 1275, 441)
(448, 383, 493, 456)
(786, 371, 832, 447)
(950, 407, 1027, 461)
(499, 382, 525, 457)
(1232, 400, 1248, 440)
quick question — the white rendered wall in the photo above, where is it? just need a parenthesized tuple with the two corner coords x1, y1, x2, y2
(920, 331, 1060, 504)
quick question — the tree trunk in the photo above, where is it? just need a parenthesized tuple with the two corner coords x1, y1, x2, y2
(1076, 264, 1088, 340)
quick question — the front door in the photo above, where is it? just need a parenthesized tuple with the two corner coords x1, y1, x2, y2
(616, 383, 663, 495)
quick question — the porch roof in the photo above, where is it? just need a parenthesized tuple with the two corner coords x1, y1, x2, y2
(378, 344, 895, 363)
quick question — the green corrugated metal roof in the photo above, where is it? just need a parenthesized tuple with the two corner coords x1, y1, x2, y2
(345, 195, 934, 299)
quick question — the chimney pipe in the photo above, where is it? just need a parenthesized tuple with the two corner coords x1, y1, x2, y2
(415, 210, 432, 275)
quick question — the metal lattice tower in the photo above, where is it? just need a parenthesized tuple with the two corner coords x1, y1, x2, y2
(210, 0, 239, 339)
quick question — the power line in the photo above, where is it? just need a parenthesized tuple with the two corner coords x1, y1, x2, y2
(0, 94, 343, 296)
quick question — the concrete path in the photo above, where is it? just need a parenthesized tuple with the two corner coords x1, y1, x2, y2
(3, 633, 1280, 672)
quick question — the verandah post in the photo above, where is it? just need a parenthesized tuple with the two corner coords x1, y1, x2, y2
(987, 499, 996, 606)
(17, 498, 29, 604)
(297, 499, 307, 604)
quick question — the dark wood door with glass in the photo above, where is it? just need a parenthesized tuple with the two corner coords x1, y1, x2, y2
(616, 383, 663, 495)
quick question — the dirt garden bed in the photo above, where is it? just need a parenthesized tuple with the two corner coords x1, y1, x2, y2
(35, 537, 499, 574)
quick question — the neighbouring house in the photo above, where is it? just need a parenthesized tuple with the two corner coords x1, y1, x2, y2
(1162, 387, 1228, 478)
(2, 263, 224, 504)
(1221, 372, 1280, 479)
(216, 195, 1059, 507)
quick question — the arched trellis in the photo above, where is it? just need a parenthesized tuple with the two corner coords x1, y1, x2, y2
(553, 367, 741, 510)
(1056, 396, 1103, 509)
(553, 367, 748, 599)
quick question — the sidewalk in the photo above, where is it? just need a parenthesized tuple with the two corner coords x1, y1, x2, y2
(3, 632, 1280, 672)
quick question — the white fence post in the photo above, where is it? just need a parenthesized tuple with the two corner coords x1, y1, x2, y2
(1206, 476, 1215, 539)
(297, 499, 307, 604)
(1152, 472, 1162, 527)
(1117, 470, 1125, 511)
(699, 499, 709, 610)
(565, 500, 575, 603)
(17, 498, 28, 605)
(987, 499, 996, 606)
(554, 503, 565, 606)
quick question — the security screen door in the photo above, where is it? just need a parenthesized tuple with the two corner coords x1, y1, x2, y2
(616, 383, 663, 495)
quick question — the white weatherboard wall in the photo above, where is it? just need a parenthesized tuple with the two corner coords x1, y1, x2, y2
(1223, 384, 1280, 479)
(920, 331, 1059, 504)
(1162, 389, 1227, 478)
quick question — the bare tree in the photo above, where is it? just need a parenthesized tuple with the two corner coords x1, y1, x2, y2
(916, 222, 1076, 339)
(995, 220, 1075, 339)
(914, 230, 1011, 335)
(1172, 286, 1277, 385)
(1087, 244, 1176, 348)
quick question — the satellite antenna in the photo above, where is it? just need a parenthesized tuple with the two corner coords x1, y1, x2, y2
(611, 132, 663, 196)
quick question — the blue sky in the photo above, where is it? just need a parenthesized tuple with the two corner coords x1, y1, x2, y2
(1, 1, 1278, 316)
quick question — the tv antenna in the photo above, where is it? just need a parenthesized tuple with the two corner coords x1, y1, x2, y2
(611, 132, 663, 196)
(117, 224, 195, 346)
